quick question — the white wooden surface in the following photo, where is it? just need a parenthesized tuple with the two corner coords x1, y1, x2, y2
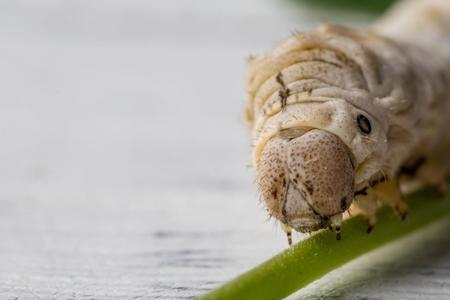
(1, 1, 450, 299)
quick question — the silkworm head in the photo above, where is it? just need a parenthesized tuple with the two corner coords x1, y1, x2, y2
(256, 129, 355, 233)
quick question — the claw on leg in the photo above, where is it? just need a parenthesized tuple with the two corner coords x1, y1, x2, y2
(281, 223, 293, 246)
(372, 180, 408, 220)
(353, 187, 379, 233)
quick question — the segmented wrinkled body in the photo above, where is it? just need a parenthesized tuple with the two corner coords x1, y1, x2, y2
(246, 0, 450, 237)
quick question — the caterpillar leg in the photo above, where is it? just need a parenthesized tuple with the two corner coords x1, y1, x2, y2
(281, 223, 293, 246)
(352, 188, 379, 233)
(416, 160, 449, 194)
(372, 180, 408, 220)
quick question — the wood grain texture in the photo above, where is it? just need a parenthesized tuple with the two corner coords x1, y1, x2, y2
(0, 1, 449, 299)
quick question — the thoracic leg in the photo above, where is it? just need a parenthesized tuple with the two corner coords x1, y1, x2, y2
(415, 160, 449, 193)
(352, 188, 379, 233)
(372, 180, 408, 220)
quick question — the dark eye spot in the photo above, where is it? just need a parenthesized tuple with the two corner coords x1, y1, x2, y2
(357, 114, 371, 134)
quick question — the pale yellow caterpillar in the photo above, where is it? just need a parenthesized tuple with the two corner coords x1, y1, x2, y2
(245, 0, 450, 243)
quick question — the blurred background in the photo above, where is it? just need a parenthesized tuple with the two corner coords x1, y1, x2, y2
(0, 1, 414, 299)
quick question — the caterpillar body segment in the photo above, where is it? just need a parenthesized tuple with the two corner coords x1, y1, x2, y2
(246, 0, 450, 241)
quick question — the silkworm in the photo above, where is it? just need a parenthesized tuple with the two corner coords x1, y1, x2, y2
(245, 0, 450, 244)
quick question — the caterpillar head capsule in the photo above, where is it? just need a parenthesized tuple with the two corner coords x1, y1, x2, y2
(256, 129, 355, 235)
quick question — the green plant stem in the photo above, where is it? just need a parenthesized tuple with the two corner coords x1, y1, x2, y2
(199, 187, 450, 300)
(290, 0, 397, 14)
